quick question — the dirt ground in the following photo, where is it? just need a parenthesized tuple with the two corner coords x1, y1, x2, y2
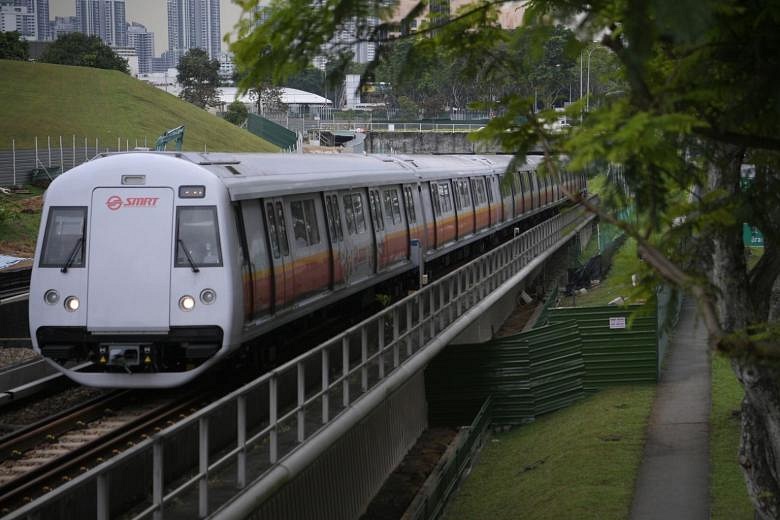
(360, 427, 458, 520)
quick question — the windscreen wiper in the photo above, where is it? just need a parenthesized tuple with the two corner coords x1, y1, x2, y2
(60, 237, 83, 273)
(177, 239, 200, 273)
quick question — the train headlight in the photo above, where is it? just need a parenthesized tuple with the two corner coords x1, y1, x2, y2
(64, 296, 80, 312)
(44, 290, 59, 305)
(200, 289, 216, 305)
(179, 295, 196, 311)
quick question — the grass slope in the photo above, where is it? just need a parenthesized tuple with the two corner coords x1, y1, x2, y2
(443, 385, 655, 520)
(0, 60, 276, 152)
(710, 354, 754, 519)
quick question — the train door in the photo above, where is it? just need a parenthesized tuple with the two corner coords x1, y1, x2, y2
(471, 177, 489, 232)
(430, 181, 456, 248)
(240, 200, 272, 318)
(87, 187, 173, 332)
(341, 190, 375, 281)
(323, 192, 347, 288)
(486, 175, 501, 227)
(368, 189, 388, 271)
(264, 199, 293, 309)
(381, 186, 408, 266)
(499, 174, 514, 222)
(288, 196, 329, 300)
(402, 184, 422, 249)
(453, 179, 474, 239)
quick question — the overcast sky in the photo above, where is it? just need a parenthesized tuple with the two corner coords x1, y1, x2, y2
(51, 0, 245, 56)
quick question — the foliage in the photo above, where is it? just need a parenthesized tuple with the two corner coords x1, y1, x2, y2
(231, 1, 780, 516)
(224, 100, 249, 126)
(286, 67, 326, 96)
(40, 33, 128, 73)
(0, 31, 29, 60)
(0, 60, 276, 152)
(177, 48, 221, 109)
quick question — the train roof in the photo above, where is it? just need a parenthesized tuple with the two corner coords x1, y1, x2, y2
(89, 152, 542, 200)
(181, 152, 525, 200)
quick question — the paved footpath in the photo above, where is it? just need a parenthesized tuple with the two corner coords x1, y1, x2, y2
(630, 298, 711, 520)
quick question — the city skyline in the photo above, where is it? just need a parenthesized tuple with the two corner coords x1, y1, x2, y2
(51, 0, 243, 55)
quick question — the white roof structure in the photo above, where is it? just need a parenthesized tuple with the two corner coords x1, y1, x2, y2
(217, 87, 332, 106)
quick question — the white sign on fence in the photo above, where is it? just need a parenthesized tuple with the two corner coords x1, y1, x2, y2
(609, 317, 626, 329)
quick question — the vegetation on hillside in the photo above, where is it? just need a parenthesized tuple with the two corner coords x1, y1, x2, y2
(233, 3, 780, 515)
(0, 60, 276, 152)
(40, 33, 128, 73)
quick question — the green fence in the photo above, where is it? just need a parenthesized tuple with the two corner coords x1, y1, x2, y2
(246, 113, 297, 150)
(427, 301, 668, 426)
(426, 322, 584, 426)
(541, 305, 658, 393)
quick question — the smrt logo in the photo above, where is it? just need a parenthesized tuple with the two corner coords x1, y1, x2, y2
(106, 195, 159, 211)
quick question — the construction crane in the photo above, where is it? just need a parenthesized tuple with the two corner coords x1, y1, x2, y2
(154, 125, 185, 151)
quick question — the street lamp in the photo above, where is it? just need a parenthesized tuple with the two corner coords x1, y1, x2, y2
(585, 45, 608, 112)
(579, 44, 608, 119)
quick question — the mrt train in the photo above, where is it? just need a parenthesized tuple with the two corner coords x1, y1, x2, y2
(29, 152, 585, 388)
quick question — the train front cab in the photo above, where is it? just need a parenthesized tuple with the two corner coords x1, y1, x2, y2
(30, 155, 237, 388)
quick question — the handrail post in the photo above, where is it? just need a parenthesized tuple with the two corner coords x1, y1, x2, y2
(361, 327, 368, 392)
(269, 377, 278, 463)
(393, 308, 400, 368)
(237, 395, 247, 489)
(199, 416, 209, 518)
(378, 317, 385, 378)
(97, 473, 109, 520)
(322, 349, 330, 423)
(342, 337, 350, 407)
(153, 439, 164, 520)
(297, 362, 306, 442)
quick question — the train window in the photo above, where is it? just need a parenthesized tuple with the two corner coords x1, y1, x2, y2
(430, 183, 442, 216)
(470, 179, 483, 206)
(175, 206, 223, 267)
(459, 180, 472, 208)
(382, 189, 402, 225)
(524, 171, 534, 201)
(500, 177, 512, 198)
(39, 206, 87, 268)
(369, 190, 384, 231)
(324, 195, 343, 242)
(265, 203, 280, 258)
(403, 186, 416, 223)
(275, 202, 290, 256)
(486, 177, 495, 203)
(290, 199, 320, 247)
(344, 193, 367, 234)
(439, 183, 453, 213)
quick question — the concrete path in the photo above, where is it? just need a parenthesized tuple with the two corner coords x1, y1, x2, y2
(630, 298, 711, 520)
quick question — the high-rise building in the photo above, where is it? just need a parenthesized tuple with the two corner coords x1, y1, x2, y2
(167, 0, 221, 63)
(52, 15, 78, 39)
(76, 0, 127, 47)
(127, 21, 154, 74)
(0, 0, 48, 40)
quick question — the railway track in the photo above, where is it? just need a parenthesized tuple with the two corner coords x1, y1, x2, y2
(0, 389, 206, 513)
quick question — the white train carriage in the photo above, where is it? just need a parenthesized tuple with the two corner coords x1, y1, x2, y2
(29, 152, 584, 388)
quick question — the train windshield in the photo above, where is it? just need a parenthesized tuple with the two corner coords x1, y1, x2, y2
(175, 206, 223, 268)
(39, 207, 87, 268)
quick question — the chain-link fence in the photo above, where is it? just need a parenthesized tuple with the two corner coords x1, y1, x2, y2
(1, 136, 157, 186)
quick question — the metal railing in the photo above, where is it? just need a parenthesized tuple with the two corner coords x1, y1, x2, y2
(7, 199, 596, 520)
(308, 121, 484, 133)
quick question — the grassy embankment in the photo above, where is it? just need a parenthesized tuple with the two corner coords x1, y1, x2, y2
(442, 385, 655, 520)
(443, 235, 655, 519)
(0, 60, 276, 152)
